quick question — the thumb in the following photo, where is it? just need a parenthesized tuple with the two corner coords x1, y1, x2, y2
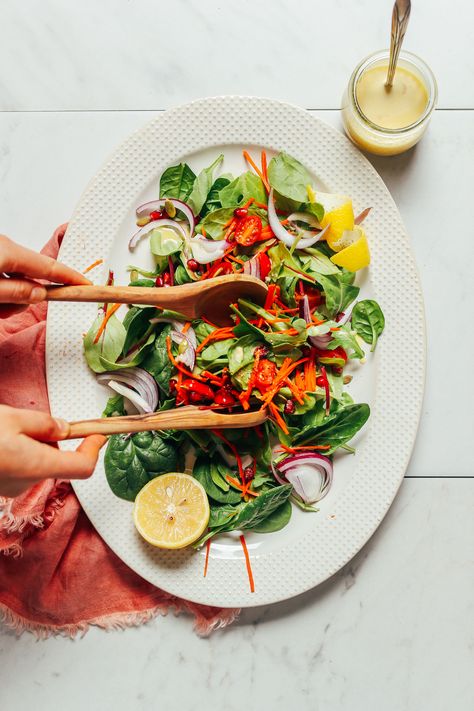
(0, 277, 47, 304)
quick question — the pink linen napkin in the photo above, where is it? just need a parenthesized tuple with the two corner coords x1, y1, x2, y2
(0, 226, 239, 637)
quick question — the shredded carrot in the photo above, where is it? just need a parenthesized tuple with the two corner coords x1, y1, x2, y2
(182, 321, 191, 334)
(260, 357, 309, 407)
(166, 336, 207, 381)
(226, 475, 259, 498)
(224, 219, 237, 240)
(93, 303, 121, 344)
(196, 327, 235, 354)
(243, 150, 270, 192)
(83, 258, 103, 274)
(239, 350, 261, 405)
(278, 444, 331, 453)
(239, 534, 255, 593)
(284, 377, 305, 405)
(253, 200, 268, 210)
(242, 197, 255, 210)
(226, 254, 245, 266)
(201, 315, 218, 328)
(203, 539, 211, 577)
(261, 150, 269, 185)
(264, 284, 277, 310)
(268, 402, 289, 434)
(211, 429, 245, 484)
(201, 227, 207, 237)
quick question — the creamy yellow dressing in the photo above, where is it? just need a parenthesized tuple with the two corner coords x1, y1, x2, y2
(356, 65, 428, 129)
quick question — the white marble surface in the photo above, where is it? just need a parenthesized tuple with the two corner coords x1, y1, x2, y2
(0, 0, 473, 110)
(1, 1, 474, 709)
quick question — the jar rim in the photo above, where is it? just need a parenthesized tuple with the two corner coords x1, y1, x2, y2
(349, 49, 438, 134)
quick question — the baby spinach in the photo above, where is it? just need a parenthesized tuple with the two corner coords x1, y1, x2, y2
(102, 394, 126, 418)
(122, 306, 156, 356)
(300, 252, 340, 276)
(219, 171, 267, 208)
(296, 403, 370, 453)
(225, 484, 293, 531)
(200, 205, 267, 240)
(316, 273, 359, 318)
(84, 311, 127, 373)
(105, 431, 178, 501)
(128, 278, 155, 288)
(251, 499, 292, 533)
(159, 162, 196, 201)
(201, 174, 233, 216)
(188, 154, 224, 215)
(141, 324, 173, 396)
(352, 300, 385, 351)
(199, 338, 235, 365)
(228, 334, 262, 375)
(174, 264, 192, 285)
(268, 152, 312, 203)
(193, 456, 242, 505)
(328, 324, 365, 359)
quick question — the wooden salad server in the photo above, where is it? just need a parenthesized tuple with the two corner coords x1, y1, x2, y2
(65, 405, 268, 439)
(44, 274, 268, 326)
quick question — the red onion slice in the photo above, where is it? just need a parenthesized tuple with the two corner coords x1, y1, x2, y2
(272, 450, 333, 504)
(268, 189, 329, 249)
(105, 380, 153, 414)
(97, 367, 158, 412)
(299, 294, 332, 349)
(136, 198, 196, 236)
(190, 236, 230, 264)
(287, 212, 322, 229)
(129, 219, 187, 252)
(242, 255, 262, 280)
(355, 207, 372, 225)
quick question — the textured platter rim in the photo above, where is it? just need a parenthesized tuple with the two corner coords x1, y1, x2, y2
(46, 96, 425, 607)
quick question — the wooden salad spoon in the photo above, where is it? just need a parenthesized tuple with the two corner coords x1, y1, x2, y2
(65, 405, 268, 440)
(44, 274, 268, 326)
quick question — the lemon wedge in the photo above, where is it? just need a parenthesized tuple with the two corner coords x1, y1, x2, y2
(133, 473, 210, 549)
(330, 227, 370, 271)
(316, 192, 354, 250)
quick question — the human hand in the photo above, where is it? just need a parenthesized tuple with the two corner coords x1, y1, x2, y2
(0, 405, 106, 498)
(0, 234, 90, 317)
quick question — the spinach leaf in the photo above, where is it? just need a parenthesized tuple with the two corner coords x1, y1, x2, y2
(193, 457, 242, 504)
(102, 394, 126, 418)
(174, 264, 192, 285)
(199, 206, 235, 239)
(199, 338, 235, 364)
(141, 324, 173, 396)
(352, 300, 385, 351)
(316, 273, 359, 318)
(219, 171, 267, 208)
(128, 278, 155, 288)
(228, 334, 262, 375)
(188, 154, 224, 216)
(194, 320, 215, 343)
(159, 162, 196, 201)
(276, 276, 298, 307)
(122, 306, 156, 356)
(98, 334, 155, 371)
(229, 484, 293, 531)
(150, 227, 183, 257)
(105, 432, 178, 501)
(300, 251, 340, 276)
(251, 499, 292, 533)
(268, 152, 317, 206)
(208, 502, 243, 528)
(201, 174, 233, 217)
(84, 311, 127, 373)
(300, 201, 325, 222)
(328, 324, 365, 359)
(296, 403, 370, 453)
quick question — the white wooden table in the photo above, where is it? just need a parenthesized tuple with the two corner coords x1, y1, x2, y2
(1, 2, 473, 709)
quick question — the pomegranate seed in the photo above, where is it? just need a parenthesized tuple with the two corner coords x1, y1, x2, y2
(243, 466, 254, 483)
(254, 345, 269, 358)
(149, 210, 163, 221)
(332, 365, 343, 375)
(187, 259, 200, 272)
(284, 399, 295, 415)
(163, 272, 170, 284)
(316, 376, 326, 387)
(234, 207, 248, 219)
(155, 276, 164, 287)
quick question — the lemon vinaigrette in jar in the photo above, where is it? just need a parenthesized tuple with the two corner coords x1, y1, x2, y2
(342, 50, 437, 155)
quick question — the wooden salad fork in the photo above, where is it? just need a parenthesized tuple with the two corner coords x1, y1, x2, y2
(65, 406, 268, 439)
(44, 274, 268, 326)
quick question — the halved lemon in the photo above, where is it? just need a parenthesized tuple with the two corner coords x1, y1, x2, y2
(330, 227, 370, 271)
(315, 192, 354, 250)
(133, 473, 210, 549)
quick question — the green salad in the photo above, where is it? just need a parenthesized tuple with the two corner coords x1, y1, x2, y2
(83, 148, 385, 557)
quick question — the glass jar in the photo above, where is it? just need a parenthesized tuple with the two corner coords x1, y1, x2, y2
(341, 50, 437, 156)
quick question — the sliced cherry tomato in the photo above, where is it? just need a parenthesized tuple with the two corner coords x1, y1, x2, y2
(254, 359, 277, 392)
(234, 215, 262, 246)
(258, 252, 271, 280)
